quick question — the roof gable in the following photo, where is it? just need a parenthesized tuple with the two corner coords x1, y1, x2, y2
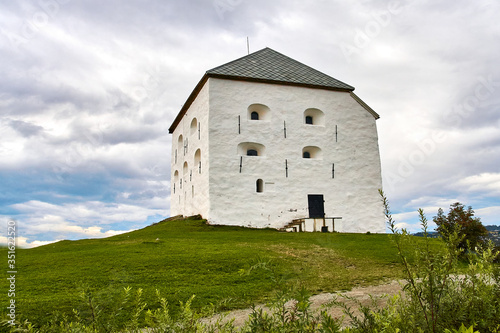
(206, 47, 354, 91)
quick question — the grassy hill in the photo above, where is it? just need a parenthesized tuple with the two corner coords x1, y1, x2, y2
(1, 216, 407, 327)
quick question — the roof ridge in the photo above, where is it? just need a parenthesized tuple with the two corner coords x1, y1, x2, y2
(206, 47, 354, 91)
(206, 47, 272, 73)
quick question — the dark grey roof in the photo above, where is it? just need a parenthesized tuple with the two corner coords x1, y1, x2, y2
(206, 47, 354, 91)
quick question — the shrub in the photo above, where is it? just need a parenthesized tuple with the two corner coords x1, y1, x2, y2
(240, 287, 343, 333)
(375, 190, 500, 333)
(433, 202, 489, 253)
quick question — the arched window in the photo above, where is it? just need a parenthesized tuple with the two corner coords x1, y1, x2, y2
(194, 149, 201, 173)
(247, 149, 258, 156)
(304, 108, 325, 126)
(173, 170, 179, 194)
(190, 118, 198, 136)
(256, 179, 264, 193)
(302, 146, 323, 159)
(247, 104, 270, 120)
(178, 135, 183, 151)
(238, 142, 265, 156)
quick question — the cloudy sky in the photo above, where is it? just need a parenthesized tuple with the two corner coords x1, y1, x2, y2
(1, 0, 499, 247)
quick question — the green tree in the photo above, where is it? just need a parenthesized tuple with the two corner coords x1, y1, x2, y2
(433, 202, 489, 252)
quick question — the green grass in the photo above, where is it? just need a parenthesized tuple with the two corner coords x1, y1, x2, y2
(1, 216, 409, 327)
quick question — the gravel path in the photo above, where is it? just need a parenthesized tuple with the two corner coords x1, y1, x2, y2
(205, 280, 404, 328)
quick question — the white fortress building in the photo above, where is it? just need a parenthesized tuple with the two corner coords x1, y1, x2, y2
(169, 48, 385, 233)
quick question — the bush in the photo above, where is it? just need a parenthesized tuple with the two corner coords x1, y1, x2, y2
(433, 202, 489, 253)
(376, 190, 500, 333)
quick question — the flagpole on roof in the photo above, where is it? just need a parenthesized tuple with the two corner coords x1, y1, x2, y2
(247, 37, 250, 55)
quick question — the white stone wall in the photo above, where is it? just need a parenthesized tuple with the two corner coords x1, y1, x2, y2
(170, 77, 385, 233)
(170, 82, 210, 218)
(205, 78, 385, 233)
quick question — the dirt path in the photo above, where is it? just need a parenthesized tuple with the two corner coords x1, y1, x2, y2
(206, 280, 404, 328)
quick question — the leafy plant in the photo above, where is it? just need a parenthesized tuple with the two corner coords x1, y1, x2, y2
(240, 287, 342, 333)
(377, 190, 500, 333)
(433, 202, 489, 252)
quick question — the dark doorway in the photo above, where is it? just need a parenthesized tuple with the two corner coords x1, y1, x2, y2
(308, 194, 324, 218)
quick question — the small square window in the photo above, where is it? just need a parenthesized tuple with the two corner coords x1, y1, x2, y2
(247, 149, 258, 156)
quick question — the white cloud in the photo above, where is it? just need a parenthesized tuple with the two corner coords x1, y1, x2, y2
(475, 206, 500, 225)
(0, 230, 132, 248)
(392, 211, 419, 222)
(404, 196, 461, 210)
(2, 200, 166, 246)
(454, 173, 500, 196)
(11, 200, 167, 226)
(0, 235, 61, 249)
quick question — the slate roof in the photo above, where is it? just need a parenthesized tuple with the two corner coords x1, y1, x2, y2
(206, 47, 354, 91)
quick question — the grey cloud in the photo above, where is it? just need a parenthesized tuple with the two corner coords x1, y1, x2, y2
(0, 70, 109, 116)
(9, 119, 44, 137)
(460, 104, 500, 129)
(102, 126, 166, 145)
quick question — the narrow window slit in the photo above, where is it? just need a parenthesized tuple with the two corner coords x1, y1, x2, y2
(256, 179, 263, 193)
